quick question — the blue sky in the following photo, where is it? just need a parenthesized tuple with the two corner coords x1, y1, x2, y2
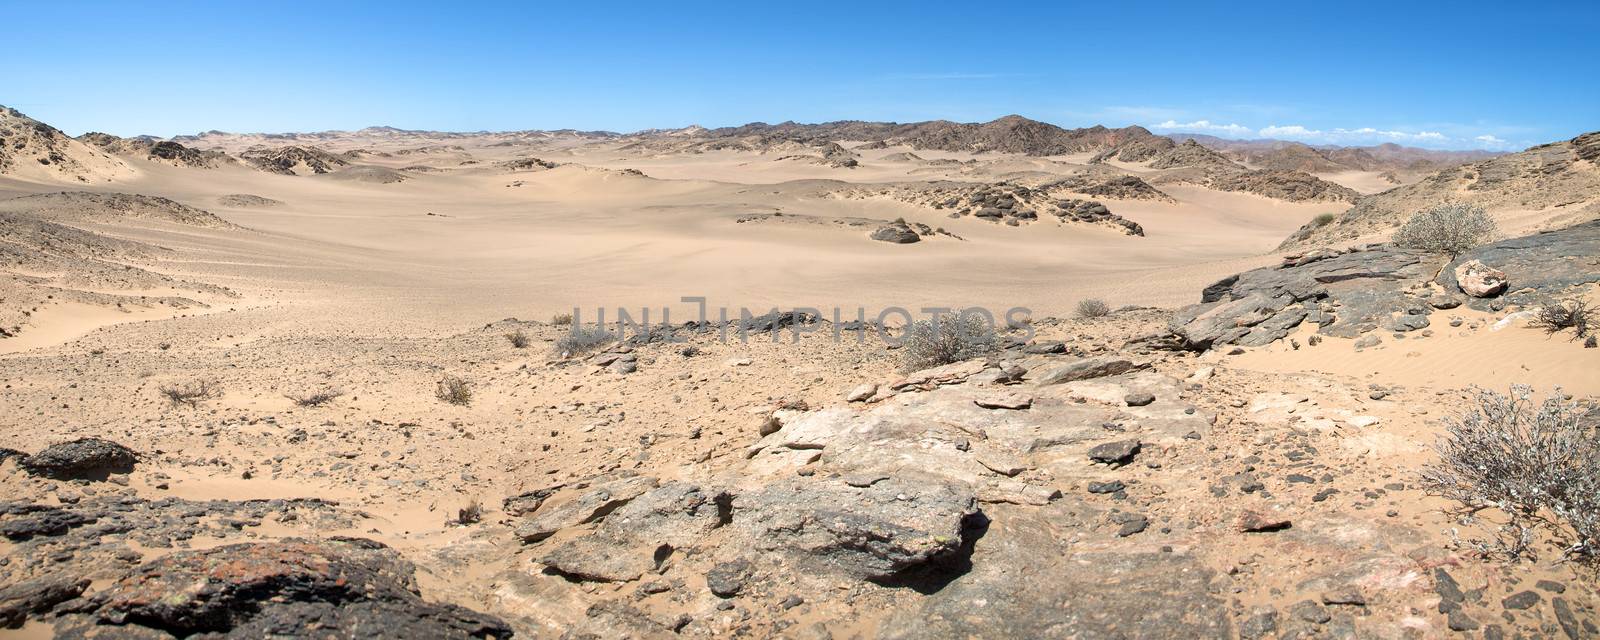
(4, 1, 1595, 150)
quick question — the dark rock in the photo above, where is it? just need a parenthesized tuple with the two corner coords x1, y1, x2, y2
(1535, 579, 1567, 594)
(870, 223, 921, 244)
(1, 506, 94, 541)
(20, 438, 137, 480)
(1112, 513, 1148, 537)
(1239, 608, 1279, 639)
(0, 573, 89, 628)
(1086, 481, 1125, 494)
(1552, 597, 1581, 639)
(1123, 392, 1156, 407)
(1290, 599, 1331, 624)
(1433, 569, 1465, 611)
(706, 559, 753, 597)
(1087, 440, 1141, 466)
(1501, 590, 1540, 610)
(59, 538, 512, 638)
(1447, 609, 1481, 631)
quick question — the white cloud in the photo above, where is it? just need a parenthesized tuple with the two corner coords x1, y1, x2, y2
(1149, 119, 1253, 136)
(1141, 115, 1524, 150)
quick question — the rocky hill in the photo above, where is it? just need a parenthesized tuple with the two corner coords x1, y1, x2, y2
(77, 132, 232, 168)
(1147, 140, 1359, 203)
(631, 116, 1172, 158)
(1281, 131, 1600, 248)
(0, 106, 133, 183)
(239, 145, 351, 175)
(1168, 133, 1502, 174)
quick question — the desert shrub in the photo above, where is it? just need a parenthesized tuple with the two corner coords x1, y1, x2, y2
(505, 330, 530, 348)
(1393, 203, 1498, 257)
(1529, 299, 1595, 339)
(1076, 298, 1111, 318)
(453, 499, 482, 525)
(1310, 212, 1337, 227)
(1421, 386, 1599, 561)
(286, 389, 343, 407)
(898, 310, 999, 371)
(553, 324, 613, 357)
(160, 379, 220, 406)
(435, 375, 473, 406)
(550, 313, 574, 326)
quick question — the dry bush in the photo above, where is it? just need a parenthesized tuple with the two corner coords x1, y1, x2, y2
(453, 499, 483, 525)
(550, 313, 574, 326)
(1393, 203, 1498, 257)
(553, 325, 613, 358)
(505, 330, 530, 348)
(899, 311, 998, 372)
(1529, 299, 1595, 339)
(1421, 386, 1599, 562)
(1310, 212, 1337, 227)
(435, 375, 473, 406)
(160, 379, 220, 406)
(1076, 298, 1111, 318)
(286, 389, 343, 407)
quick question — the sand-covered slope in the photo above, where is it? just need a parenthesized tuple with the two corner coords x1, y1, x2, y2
(1282, 131, 1600, 248)
(0, 106, 135, 183)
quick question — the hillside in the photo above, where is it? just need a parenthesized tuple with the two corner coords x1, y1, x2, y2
(1281, 131, 1600, 248)
(0, 106, 134, 183)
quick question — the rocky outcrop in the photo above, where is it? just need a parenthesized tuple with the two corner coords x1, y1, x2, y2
(1437, 219, 1600, 310)
(1158, 220, 1600, 350)
(0, 105, 133, 182)
(56, 538, 513, 639)
(831, 181, 1144, 235)
(1208, 169, 1360, 203)
(18, 438, 137, 481)
(240, 145, 350, 175)
(870, 221, 922, 243)
(77, 132, 230, 168)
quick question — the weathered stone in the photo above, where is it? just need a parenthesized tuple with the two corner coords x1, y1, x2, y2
(1029, 356, 1138, 385)
(20, 438, 137, 480)
(706, 559, 754, 597)
(516, 475, 659, 543)
(1237, 510, 1292, 532)
(0, 573, 89, 629)
(59, 538, 512, 639)
(1087, 440, 1141, 465)
(732, 476, 978, 582)
(1453, 259, 1507, 297)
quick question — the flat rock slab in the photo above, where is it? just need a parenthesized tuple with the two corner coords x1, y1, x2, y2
(881, 512, 1230, 639)
(1440, 220, 1600, 310)
(732, 476, 978, 582)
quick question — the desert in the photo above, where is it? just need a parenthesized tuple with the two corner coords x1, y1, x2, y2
(2, 3, 1598, 639)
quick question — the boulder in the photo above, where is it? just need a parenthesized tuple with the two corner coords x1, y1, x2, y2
(732, 476, 979, 582)
(57, 538, 512, 639)
(870, 223, 921, 244)
(20, 438, 137, 480)
(1452, 259, 1507, 298)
